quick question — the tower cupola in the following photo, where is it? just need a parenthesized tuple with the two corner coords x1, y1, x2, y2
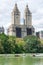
(24, 5, 32, 26)
(11, 3, 20, 25)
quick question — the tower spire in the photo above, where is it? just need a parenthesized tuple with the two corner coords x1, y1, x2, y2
(12, 3, 20, 13)
(15, 3, 17, 8)
(24, 4, 32, 26)
(11, 3, 20, 25)
(25, 4, 31, 14)
(26, 4, 28, 8)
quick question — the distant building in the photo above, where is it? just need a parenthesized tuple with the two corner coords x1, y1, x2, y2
(36, 32, 40, 38)
(0, 26, 4, 34)
(40, 31, 43, 39)
(36, 31, 43, 39)
(8, 3, 35, 38)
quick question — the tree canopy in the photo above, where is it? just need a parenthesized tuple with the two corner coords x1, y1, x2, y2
(0, 34, 43, 54)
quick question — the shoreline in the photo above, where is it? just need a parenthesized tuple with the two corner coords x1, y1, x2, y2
(0, 53, 43, 56)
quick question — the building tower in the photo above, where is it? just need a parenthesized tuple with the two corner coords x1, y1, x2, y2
(11, 3, 20, 26)
(8, 4, 35, 37)
(24, 5, 34, 35)
(24, 5, 32, 26)
(8, 4, 21, 36)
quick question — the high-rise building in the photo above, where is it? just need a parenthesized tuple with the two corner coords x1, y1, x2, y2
(8, 3, 35, 38)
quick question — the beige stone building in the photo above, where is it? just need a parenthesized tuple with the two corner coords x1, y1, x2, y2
(8, 4, 34, 38)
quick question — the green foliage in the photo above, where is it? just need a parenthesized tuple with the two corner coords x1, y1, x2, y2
(40, 39, 43, 44)
(0, 34, 43, 54)
(0, 33, 15, 54)
(24, 35, 41, 53)
(0, 33, 25, 54)
(0, 40, 4, 54)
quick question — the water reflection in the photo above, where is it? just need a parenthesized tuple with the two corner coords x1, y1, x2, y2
(0, 54, 43, 65)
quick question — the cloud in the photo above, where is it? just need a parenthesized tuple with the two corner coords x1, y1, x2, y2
(0, 0, 43, 33)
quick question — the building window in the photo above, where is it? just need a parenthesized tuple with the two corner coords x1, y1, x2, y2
(27, 28, 32, 35)
(16, 27, 21, 38)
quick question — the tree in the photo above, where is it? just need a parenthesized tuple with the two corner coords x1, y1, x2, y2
(0, 39, 4, 54)
(15, 38, 25, 53)
(24, 35, 41, 53)
(0, 33, 8, 54)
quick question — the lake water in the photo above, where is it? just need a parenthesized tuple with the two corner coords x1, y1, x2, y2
(0, 54, 43, 65)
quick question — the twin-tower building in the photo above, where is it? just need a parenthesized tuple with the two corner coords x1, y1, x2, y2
(8, 4, 35, 38)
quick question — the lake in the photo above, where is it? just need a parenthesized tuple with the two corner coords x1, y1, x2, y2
(0, 54, 43, 65)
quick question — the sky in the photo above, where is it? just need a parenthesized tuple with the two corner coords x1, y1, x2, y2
(0, 0, 43, 33)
